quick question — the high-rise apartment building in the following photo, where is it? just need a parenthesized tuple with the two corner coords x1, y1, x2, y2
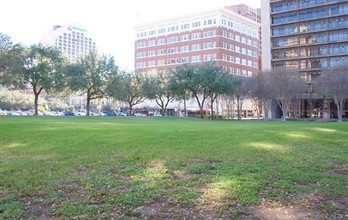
(134, 6, 260, 77)
(41, 24, 97, 61)
(41, 24, 99, 111)
(262, 0, 348, 118)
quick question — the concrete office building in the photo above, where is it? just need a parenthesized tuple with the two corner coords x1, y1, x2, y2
(134, 6, 260, 77)
(262, 0, 348, 118)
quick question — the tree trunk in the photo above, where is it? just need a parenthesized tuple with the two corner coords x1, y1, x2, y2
(129, 104, 133, 116)
(86, 95, 90, 116)
(334, 98, 345, 122)
(236, 96, 241, 120)
(34, 93, 39, 116)
(210, 99, 214, 120)
(33, 87, 43, 116)
(183, 98, 187, 117)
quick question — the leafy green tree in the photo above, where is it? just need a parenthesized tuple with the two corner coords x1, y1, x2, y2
(1, 44, 65, 115)
(107, 71, 146, 115)
(315, 65, 348, 122)
(168, 68, 190, 117)
(143, 70, 173, 115)
(0, 33, 23, 85)
(202, 62, 239, 120)
(65, 53, 119, 116)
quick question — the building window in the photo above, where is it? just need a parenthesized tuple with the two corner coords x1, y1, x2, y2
(192, 21, 201, 28)
(136, 52, 146, 58)
(148, 40, 156, 47)
(167, 36, 178, 44)
(148, 50, 156, 56)
(157, 38, 166, 45)
(148, 61, 156, 67)
(181, 34, 190, 41)
(192, 55, 201, 62)
(136, 41, 146, 48)
(181, 45, 190, 52)
(191, 32, 201, 39)
(181, 57, 190, 63)
(235, 35, 241, 42)
(192, 44, 201, 51)
(203, 42, 215, 49)
(136, 62, 146, 68)
(235, 46, 241, 53)
(203, 30, 215, 38)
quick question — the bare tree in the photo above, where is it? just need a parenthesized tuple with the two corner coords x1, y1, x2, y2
(248, 71, 275, 120)
(315, 65, 348, 122)
(271, 68, 306, 120)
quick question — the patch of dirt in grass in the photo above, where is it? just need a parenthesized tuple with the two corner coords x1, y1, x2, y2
(326, 163, 348, 175)
(246, 193, 348, 220)
(59, 179, 86, 201)
(172, 170, 198, 179)
(24, 201, 49, 220)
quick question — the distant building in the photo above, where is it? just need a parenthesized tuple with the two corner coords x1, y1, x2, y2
(41, 25, 103, 111)
(134, 6, 260, 77)
(134, 5, 261, 118)
(41, 24, 97, 61)
(262, 0, 348, 119)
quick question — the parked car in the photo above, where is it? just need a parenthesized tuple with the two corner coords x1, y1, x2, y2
(102, 110, 117, 116)
(118, 112, 127, 116)
(63, 110, 75, 116)
(0, 109, 7, 115)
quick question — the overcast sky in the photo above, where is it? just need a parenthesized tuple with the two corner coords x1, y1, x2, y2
(0, 0, 261, 70)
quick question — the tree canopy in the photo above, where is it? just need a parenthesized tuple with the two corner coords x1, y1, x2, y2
(65, 53, 119, 116)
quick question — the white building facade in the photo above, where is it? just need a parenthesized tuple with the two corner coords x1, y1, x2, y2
(41, 24, 97, 61)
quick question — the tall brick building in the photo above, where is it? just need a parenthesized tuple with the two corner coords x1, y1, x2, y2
(134, 6, 261, 77)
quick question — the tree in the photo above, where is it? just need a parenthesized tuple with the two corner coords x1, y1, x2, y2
(169, 68, 191, 117)
(107, 71, 146, 115)
(0, 33, 23, 85)
(204, 64, 239, 120)
(271, 68, 305, 120)
(171, 62, 214, 119)
(315, 65, 348, 122)
(248, 71, 275, 120)
(143, 70, 173, 115)
(228, 76, 246, 120)
(65, 53, 119, 116)
(2, 44, 65, 115)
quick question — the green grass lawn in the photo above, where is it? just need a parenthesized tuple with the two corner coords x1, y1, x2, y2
(0, 116, 347, 219)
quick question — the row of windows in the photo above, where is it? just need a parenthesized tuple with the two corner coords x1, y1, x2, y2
(272, 43, 348, 59)
(221, 31, 258, 47)
(272, 18, 348, 36)
(59, 34, 92, 42)
(136, 34, 258, 49)
(136, 31, 217, 48)
(137, 19, 217, 38)
(136, 55, 257, 68)
(272, 30, 348, 47)
(136, 54, 217, 68)
(136, 43, 258, 58)
(271, 0, 346, 13)
(221, 18, 259, 37)
(272, 56, 348, 69)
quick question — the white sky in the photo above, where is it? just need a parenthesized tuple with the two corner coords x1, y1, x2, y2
(0, 0, 261, 71)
